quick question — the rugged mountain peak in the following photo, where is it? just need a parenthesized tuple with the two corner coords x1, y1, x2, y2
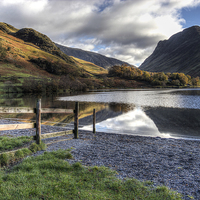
(139, 26, 200, 77)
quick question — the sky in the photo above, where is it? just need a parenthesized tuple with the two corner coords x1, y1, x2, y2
(0, 0, 200, 66)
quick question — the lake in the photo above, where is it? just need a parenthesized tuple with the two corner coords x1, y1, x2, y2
(58, 88, 200, 140)
(1, 88, 200, 139)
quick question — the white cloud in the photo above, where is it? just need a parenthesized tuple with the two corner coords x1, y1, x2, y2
(0, 0, 200, 65)
(2, 0, 48, 13)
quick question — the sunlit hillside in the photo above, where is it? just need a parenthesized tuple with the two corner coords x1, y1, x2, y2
(0, 23, 108, 80)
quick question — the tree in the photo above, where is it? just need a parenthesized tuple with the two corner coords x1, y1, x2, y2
(142, 71, 151, 81)
(171, 79, 180, 86)
(177, 73, 188, 86)
(192, 77, 199, 86)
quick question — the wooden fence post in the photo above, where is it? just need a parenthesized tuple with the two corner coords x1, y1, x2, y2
(74, 102, 79, 139)
(36, 99, 41, 144)
(93, 109, 96, 134)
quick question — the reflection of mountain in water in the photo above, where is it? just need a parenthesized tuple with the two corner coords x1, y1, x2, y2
(144, 107, 200, 138)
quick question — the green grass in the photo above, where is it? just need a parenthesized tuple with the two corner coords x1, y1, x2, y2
(0, 149, 182, 200)
(29, 142, 46, 153)
(0, 136, 32, 152)
(0, 141, 46, 167)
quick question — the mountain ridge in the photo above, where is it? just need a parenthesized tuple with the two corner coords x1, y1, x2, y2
(139, 26, 200, 77)
(56, 43, 133, 69)
(0, 22, 131, 70)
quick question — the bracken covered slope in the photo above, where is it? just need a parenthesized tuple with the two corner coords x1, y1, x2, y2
(139, 26, 200, 77)
(0, 22, 107, 78)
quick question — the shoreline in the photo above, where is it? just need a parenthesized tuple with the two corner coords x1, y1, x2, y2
(0, 120, 200, 200)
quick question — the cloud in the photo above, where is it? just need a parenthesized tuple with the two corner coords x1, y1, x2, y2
(0, 0, 200, 65)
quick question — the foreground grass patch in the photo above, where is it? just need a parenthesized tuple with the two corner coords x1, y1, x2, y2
(0, 150, 182, 200)
(0, 136, 32, 152)
(0, 141, 46, 167)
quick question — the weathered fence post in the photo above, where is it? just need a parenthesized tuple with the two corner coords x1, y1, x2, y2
(36, 99, 41, 144)
(74, 102, 79, 139)
(93, 109, 96, 134)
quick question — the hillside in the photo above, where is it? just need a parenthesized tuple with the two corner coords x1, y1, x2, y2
(0, 22, 162, 92)
(56, 43, 132, 69)
(0, 23, 107, 79)
(139, 26, 200, 77)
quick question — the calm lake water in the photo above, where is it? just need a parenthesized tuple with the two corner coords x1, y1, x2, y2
(1, 88, 200, 139)
(58, 88, 200, 139)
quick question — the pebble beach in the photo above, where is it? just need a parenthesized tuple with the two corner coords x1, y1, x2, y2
(0, 119, 200, 200)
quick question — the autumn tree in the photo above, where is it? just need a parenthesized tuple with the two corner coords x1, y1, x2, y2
(177, 73, 188, 86)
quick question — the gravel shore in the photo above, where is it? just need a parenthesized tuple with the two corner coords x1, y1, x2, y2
(0, 119, 200, 200)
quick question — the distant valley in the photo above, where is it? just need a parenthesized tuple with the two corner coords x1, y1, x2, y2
(0, 22, 199, 94)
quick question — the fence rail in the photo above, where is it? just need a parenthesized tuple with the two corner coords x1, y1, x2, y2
(0, 107, 73, 114)
(0, 123, 36, 131)
(0, 99, 79, 144)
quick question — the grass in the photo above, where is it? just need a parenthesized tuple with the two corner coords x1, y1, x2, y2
(72, 56, 108, 75)
(0, 149, 182, 200)
(0, 141, 46, 167)
(0, 136, 32, 152)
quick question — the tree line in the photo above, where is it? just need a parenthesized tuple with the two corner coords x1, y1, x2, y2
(108, 65, 200, 87)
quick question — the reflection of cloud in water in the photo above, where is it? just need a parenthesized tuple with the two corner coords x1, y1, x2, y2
(80, 108, 171, 138)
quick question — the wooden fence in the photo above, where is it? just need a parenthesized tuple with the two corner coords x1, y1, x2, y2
(0, 99, 79, 144)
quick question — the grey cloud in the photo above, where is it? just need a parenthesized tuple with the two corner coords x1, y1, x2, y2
(0, 0, 199, 65)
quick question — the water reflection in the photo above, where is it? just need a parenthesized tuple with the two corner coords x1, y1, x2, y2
(59, 89, 200, 139)
(80, 108, 171, 138)
(1, 89, 200, 139)
(58, 89, 200, 109)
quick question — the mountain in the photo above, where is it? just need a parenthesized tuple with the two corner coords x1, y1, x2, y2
(56, 43, 131, 69)
(0, 22, 142, 92)
(139, 26, 200, 77)
(0, 22, 107, 78)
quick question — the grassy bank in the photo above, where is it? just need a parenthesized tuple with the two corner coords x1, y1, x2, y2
(0, 136, 47, 168)
(0, 147, 182, 200)
(0, 136, 32, 152)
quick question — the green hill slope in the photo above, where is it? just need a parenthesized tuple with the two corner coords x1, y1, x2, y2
(0, 22, 107, 79)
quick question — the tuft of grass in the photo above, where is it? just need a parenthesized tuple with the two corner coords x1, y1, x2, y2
(21, 148, 32, 156)
(29, 141, 46, 153)
(0, 153, 10, 166)
(0, 136, 32, 152)
(14, 149, 24, 159)
(72, 162, 83, 170)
